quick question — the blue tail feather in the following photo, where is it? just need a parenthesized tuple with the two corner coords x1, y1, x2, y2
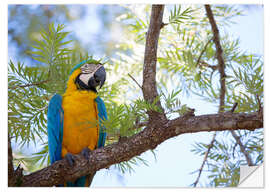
(66, 176, 87, 187)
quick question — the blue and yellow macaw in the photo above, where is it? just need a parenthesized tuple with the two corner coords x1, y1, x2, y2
(47, 58, 107, 187)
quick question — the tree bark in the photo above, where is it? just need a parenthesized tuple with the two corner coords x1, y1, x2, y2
(19, 112, 262, 187)
(142, 5, 165, 119)
(8, 136, 15, 186)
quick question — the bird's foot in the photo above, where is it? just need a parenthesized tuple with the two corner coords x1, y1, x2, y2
(64, 153, 75, 167)
(81, 147, 91, 160)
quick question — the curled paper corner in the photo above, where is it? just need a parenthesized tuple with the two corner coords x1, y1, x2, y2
(238, 164, 264, 187)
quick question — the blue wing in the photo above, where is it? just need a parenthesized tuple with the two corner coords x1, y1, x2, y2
(47, 94, 64, 164)
(95, 96, 107, 148)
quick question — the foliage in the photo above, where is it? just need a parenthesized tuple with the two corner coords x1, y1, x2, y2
(115, 156, 149, 174)
(8, 4, 263, 187)
(169, 5, 195, 24)
(8, 60, 48, 146)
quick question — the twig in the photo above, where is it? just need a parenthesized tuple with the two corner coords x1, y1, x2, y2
(256, 94, 263, 121)
(36, 104, 48, 112)
(134, 121, 148, 129)
(230, 102, 238, 113)
(196, 38, 213, 67)
(160, 22, 168, 29)
(119, 121, 147, 132)
(230, 130, 254, 166)
(256, 94, 263, 113)
(9, 79, 49, 89)
(197, 61, 218, 71)
(128, 73, 143, 90)
(192, 132, 217, 187)
(256, 94, 261, 107)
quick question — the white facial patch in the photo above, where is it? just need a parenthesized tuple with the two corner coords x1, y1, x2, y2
(79, 73, 94, 85)
(79, 63, 103, 85)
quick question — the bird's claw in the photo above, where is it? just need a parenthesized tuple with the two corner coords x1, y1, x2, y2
(81, 147, 91, 160)
(64, 153, 75, 167)
(64, 148, 91, 167)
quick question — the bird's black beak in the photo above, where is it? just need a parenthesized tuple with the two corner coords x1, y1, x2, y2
(75, 65, 106, 92)
(93, 65, 106, 89)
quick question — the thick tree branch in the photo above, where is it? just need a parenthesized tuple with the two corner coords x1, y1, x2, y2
(8, 135, 24, 187)
(142, 5, 165, 117)
(8, 135, 15, 186)
(19, 112, 262, 186)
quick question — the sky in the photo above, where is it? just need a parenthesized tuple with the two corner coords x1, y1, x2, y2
(5, 3, 264, 188)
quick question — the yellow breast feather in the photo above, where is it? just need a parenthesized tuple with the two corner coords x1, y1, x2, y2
(61, 69, 99, 157)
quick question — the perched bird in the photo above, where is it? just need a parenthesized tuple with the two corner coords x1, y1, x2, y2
(47, 58, 107, 187)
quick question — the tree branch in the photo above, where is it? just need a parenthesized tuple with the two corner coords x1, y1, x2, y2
(128, 73, 142, 90)
(142, 5, 165, 117)
(205, 4, 226, 112)
(9, 79, 50, 89)
(19, 112, 262, 186)
(8, 134, 23, 186)
(8, 135, 15, 186)
(230, 130, 254, 166)
(192, 132, 216, 187)
(196, 38, 213, 67)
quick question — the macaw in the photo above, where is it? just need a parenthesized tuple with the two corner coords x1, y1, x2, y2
(47, 58, 107, 187)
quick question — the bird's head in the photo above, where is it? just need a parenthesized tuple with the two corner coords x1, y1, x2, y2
(66, 58, 106, 93)
(75, 62, 106, 92)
